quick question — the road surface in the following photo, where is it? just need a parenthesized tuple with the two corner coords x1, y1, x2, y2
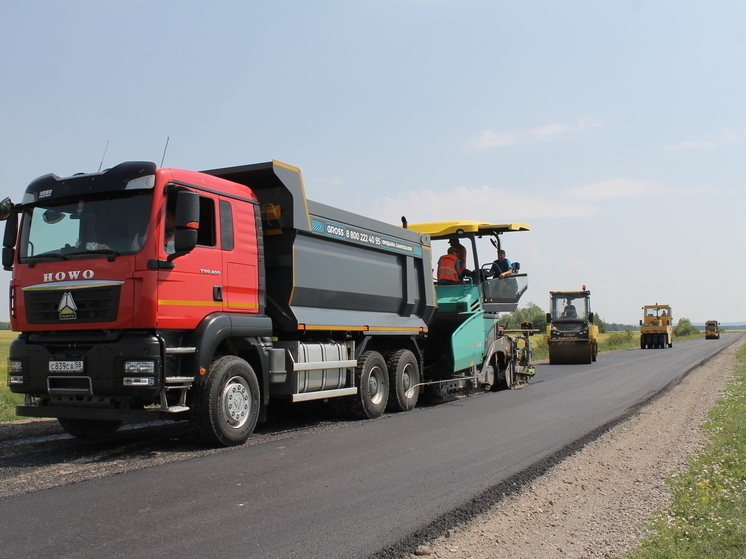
(0, 334, 739, 559)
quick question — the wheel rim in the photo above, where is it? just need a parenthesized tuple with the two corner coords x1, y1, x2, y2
(368, 365, 386, 406)
(221, 375, 252, 429)
(401, 363, 416, 392)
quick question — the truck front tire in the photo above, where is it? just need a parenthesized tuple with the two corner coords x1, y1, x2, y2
(190, 355, 260, 447)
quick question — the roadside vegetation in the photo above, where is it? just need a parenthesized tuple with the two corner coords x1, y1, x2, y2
(0, 330, 23, 422)
(627, 341, 746, 559)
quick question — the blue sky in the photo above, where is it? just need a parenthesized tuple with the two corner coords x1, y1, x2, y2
(1, 0, 744, 325)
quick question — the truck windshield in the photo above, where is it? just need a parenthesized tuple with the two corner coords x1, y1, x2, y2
(551, 295, 589, 320)
(19, 191, 152, 262)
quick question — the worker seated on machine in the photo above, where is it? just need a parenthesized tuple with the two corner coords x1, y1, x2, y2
(561, 304, 577, 319)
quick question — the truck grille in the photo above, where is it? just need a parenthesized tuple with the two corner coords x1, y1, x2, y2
(24, 285, 121, 324)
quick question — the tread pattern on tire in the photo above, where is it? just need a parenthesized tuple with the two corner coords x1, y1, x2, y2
(386, 349, 419, 412)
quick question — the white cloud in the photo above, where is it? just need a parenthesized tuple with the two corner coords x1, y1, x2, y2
(656, 129, 742, 150)
(470, 116, 603, 150)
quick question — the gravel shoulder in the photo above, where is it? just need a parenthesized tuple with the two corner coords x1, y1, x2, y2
(416, 337, 745, 559)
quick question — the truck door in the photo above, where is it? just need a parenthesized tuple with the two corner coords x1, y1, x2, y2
(157, 190, 224, 329)
(218, 198, 260, 314)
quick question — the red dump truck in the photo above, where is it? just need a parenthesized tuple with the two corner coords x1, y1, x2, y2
(2, 160, 534, 446)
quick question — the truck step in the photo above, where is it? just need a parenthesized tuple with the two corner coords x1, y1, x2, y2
(162, 405, 189, 413)
(164, 376, 195, 385)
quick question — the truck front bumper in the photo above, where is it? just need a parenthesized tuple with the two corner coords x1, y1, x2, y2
(8, 331, 164, 399)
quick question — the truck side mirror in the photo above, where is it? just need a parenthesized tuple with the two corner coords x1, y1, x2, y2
(2, 247, 14, 270)
(588, 312, 594, 323)
(2, 212, 17, 271)
(0, 197, 13, 221)
(546, 312, 551, 323)
(171, 190, 200, 258)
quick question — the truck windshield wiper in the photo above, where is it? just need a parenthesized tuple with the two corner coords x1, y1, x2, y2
(65, 249, 121, 261)
(26, 252, 68, 262)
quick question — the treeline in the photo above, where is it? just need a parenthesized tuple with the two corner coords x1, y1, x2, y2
(0, 322, 10, 330)
(497, 302, 637, 334)
(498, 302, 702, 336)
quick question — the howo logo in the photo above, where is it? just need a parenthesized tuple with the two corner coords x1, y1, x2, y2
(43, 270, 95, 282)
(58, 292, 78, 320)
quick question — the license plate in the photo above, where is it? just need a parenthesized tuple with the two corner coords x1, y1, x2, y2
(49, 360, 84, 373)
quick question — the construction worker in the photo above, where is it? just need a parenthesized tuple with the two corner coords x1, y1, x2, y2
(437, 247, 461, 284)
(449, 238, 467, 273)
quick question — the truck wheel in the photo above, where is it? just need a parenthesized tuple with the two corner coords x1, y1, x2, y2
(190, 355, 260, 447)
(349, 351, 389, 419)
(386, 349, 420, 412)
(58, 418, 122, 439)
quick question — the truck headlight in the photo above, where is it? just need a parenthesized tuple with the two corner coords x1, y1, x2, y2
(9, 376, 24, 385)
(124, 361, 156, 374)
(8, 360, 22, 373)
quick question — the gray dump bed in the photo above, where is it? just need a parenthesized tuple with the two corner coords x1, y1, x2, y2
(205, 161, 436, 333)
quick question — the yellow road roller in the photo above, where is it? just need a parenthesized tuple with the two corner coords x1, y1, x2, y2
(546, 288, 599, 364)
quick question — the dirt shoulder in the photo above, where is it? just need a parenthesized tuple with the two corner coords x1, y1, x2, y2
(415, 337, 744, 559)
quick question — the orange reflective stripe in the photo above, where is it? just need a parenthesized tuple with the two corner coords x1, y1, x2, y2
(437, 254, 460, 281)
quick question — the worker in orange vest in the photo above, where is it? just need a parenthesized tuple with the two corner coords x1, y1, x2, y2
(437, 247, 462, 284)
(448, 238, 467, 273)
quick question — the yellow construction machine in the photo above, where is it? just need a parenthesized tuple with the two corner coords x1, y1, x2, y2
(640, 304, 673, 348)
(704, 320, 720, 339)
(546, 288, 599, 364)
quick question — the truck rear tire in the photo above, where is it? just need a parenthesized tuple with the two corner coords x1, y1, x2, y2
(190, 355, 260, 447)
(58, 418, 122, 439)
(349, 351, 389, 419)
(386, 349, 419, 412)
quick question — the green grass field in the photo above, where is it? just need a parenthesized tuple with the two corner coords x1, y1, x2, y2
(0, 331, 23, 422)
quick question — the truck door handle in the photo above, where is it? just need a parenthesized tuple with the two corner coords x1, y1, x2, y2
(213, 285, 223, 302)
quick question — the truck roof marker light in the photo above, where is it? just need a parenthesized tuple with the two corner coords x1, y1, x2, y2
(125, 175, 156, 190)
